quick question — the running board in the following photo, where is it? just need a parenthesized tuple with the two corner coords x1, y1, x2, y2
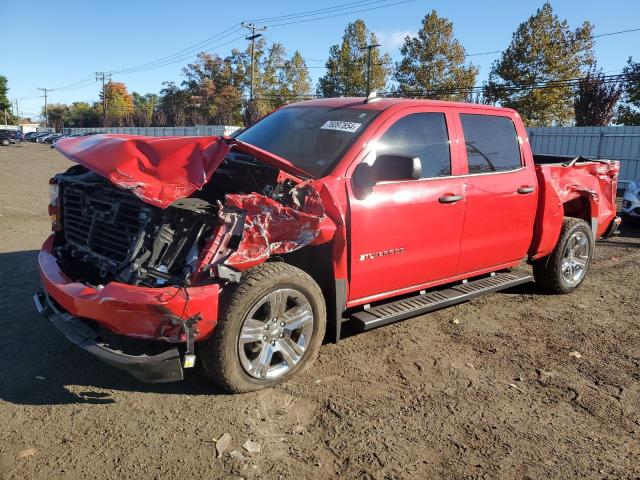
(350, 271, 532, 331)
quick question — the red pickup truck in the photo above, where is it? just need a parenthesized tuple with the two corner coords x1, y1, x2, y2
(34, 97, 621, 392)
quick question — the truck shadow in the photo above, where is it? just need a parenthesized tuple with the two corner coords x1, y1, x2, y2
(0, 250, 226, 406)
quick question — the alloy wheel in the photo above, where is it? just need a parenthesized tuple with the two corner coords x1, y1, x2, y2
(237, 288, 314, 380)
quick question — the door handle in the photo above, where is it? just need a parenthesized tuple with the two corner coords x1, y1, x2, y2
(517, 186, 535, 194)
(439, 194, 463, 204)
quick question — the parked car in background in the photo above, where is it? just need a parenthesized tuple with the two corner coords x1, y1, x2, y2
(622, 180, 640, 220)
(24, 132, 39, 141)
(36, 133, 58, 143)
(44, 133, 64, 144)
(0, 130, 22, 145)
(0, 131, 14, 146)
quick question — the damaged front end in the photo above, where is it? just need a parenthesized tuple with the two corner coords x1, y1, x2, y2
(36, 134, 337, 382)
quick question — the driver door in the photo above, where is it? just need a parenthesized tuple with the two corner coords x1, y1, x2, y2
(346, 108, 466, 305)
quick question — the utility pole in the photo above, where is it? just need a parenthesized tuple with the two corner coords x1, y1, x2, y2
(14, 99, 19, 124)
(360, 43, 381, 96)
(241, 22, 266, 100)
(95, 72, 112, 126)
(37, 88, 49, 127)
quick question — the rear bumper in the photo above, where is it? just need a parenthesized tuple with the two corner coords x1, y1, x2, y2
(37, 235, 221, 342)
(602, 216, 622, 239)
(34, 291, 183, 383)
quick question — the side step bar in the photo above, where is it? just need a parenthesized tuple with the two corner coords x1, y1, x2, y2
(350, 271, 532, 331)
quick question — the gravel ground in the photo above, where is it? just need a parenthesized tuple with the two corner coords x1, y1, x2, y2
(1, 143, 639, 480)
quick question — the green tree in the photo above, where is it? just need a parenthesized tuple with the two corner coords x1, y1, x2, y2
(43, 103, 68, 131)
(0, 75, 16, 124)
(64, 102, 100, 127)
(158, 81, 191, 126)
(318, 19, 392, 97)
(574, 68, 623, 126)
(277, 51, 312, 103)
(395, 10, 478, 100)
(484, 2, 594, 126)
(132, 92, 158, 127)
(617, 57, 640, 125)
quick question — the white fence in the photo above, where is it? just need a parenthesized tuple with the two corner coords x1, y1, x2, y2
(527, 126, 640, 184)
(64, 125, 241, 137)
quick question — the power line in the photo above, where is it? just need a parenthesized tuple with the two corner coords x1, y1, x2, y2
(245, 0, 397, 23)
(107, 25, 244, 75)
(466, 26, 640, 57)
(264, 0, 415, 27)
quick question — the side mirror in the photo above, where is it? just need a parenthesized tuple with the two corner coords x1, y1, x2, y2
(352, 154, 421, 198)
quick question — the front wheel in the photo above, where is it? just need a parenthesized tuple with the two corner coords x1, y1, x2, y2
(533, 217, 594, 294)
(199, 262, 326, 393)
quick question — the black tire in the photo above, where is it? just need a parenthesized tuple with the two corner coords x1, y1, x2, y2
(532, 217, 594, 294)
(199, 262, 326, 393)
(1, 139, 9, 147)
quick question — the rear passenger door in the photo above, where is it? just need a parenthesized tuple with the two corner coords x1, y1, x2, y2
(456, 112, 538, 274)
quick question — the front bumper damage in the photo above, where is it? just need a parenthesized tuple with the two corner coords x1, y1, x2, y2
(34, 291, 184, 382)
(36, 235, 222, 382)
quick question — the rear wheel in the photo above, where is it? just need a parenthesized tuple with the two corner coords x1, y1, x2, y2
(199, 262, 326, 393)
(1, 139, 9, 146)
(533, 217, 594, 294)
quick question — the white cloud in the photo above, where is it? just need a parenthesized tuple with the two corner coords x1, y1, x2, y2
(374, 30, 416, 53)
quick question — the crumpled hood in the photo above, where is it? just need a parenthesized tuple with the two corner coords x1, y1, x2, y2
(54, 134, 310, 209)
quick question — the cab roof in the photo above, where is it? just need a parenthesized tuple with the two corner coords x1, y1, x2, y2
(287, 96, 516, 115)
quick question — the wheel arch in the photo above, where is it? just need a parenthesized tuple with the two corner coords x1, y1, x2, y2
(276, 243, 342, 343)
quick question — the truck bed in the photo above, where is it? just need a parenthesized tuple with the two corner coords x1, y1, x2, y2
(530, 156, 620, 260)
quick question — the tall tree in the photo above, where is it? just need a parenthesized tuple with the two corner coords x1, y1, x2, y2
(131, 92, 158, 127)
(100, 81, 134, 127)
(43, 103, 68, 131)
(277, 51, 312, 103)
(0, 75, 16, 124)
(64, 102, 100, 127)
(318, 20, 392, 97)
(574, 68, 623, 126)
(484, 2, 594, 126)
(182, 52, 244, 125)
(158, 81, 190, 126)
(617, 57, 640, 125)
(395, 11, 478, 100)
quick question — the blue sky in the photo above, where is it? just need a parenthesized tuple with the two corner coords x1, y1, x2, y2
(2, 0, 639, 119)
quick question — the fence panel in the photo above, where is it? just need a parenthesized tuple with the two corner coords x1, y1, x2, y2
(65, 125, 241, 137)
(527, 126, 640, 184)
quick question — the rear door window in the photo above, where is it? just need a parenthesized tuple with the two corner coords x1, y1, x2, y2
(377, 113, 451, 178)
(460, 114, 521, 174)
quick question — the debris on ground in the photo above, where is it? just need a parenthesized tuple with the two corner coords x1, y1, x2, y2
(17, 448, 37, 459)
(242, 439, 262, 454)
(508, 383, 525, 393)
(229, 450, 247, 461)
(569, 351, 583, 359)
(451, 319, 460, 325)
(215, 433, 232, 458)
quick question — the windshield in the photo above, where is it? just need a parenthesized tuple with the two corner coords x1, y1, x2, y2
(235, 106, 380, 177)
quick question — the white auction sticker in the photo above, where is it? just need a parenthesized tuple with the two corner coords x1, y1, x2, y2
(320, 120, 362, 133)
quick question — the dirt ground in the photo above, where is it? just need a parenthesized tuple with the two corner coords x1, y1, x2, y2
(0, 142, 638, 480)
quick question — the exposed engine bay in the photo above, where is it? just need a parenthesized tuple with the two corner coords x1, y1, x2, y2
(52, 151, 331, 288)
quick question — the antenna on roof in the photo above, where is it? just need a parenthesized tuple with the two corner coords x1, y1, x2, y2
(364, 90, 380, 104)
